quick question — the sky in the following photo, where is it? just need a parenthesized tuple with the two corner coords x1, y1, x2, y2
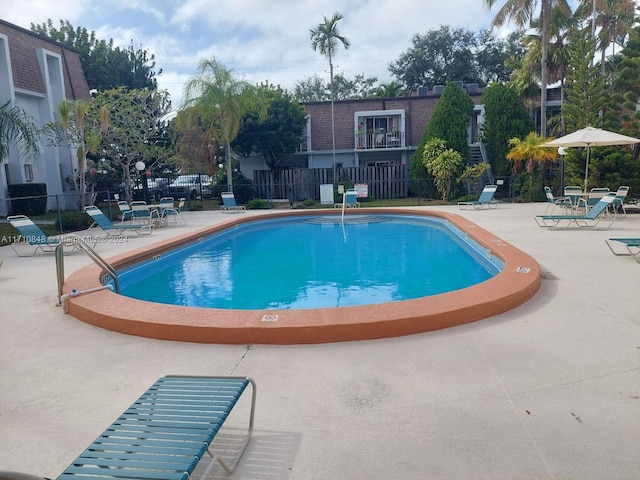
(4, 0, 537, 114)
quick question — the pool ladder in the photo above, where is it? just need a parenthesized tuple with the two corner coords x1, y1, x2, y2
(55, 234, 119, 310)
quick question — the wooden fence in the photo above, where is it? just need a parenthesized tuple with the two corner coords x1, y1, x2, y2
(253, 165, 410, 201)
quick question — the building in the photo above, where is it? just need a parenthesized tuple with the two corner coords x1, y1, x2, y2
(240, 82, 487, 178)
(0, 19, 91, 212)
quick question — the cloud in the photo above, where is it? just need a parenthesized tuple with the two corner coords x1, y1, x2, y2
(3, 0, 508, 108)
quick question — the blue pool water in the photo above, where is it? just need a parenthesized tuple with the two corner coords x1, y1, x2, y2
(116, 214, 503, 310)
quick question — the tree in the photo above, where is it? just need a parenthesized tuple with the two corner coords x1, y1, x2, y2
(0, 100, 40, 162)
(31, 19, 160, 91)
(388, 26, 523, 91)
(614, 24, 640, 142)
(418, 81, 474, 158)
(93, 88, 173, 202)
(233, 85, 307, 170)
(180, 57, 266, 192)
(506, 131, 557, 200)
(374, 82, 407, 97)
(294, 73, 378, 101)
(563, 28, 610, 130)
(482, 82, 535, 176)
(422, 138, 465, 201)
(577, 0, 636, 77)
(46, 99, 108, 209)
(389, 26, 479, 91)
(410, 82, 474, 196)
(484, 0, 572, 135)
(310, 11, 350, 184)
(294, 74, 329, 102)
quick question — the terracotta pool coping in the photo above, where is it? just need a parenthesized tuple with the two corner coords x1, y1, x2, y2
(63, 208, 541, 344)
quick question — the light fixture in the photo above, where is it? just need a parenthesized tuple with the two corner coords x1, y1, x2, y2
(558, 147, 567, 156)
(135, 161, 146, 171)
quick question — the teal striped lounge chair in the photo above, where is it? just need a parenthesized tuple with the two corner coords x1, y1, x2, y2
(534, 194, 615, 229)
(458, 184, 498, 210)
(84, 206, 153, 237)
(7, 215, 65, 256)
(605, 238, 640, 262)
(220, 192, 246, 213)
(0, 376, 256, 480)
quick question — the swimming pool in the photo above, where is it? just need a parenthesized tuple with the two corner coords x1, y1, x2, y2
(63, 208, 540, 344)
(116, 214, 503, 310)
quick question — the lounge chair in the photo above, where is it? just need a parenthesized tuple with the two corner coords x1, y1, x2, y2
(84, 206, 153, 236)
(221, 192, 246, 213)
(563, 185, 587, 213)
(6, 215, 71, 257)
(116, 200, 134, 222)
(458, 184, 498, 210)
(1, 376, 257, 480)
(159, 197, 186, 225)
(534, 193, 616, 229)
(345, 189, 360, 207)
(131, 200, 163, 226)
(605, 238, 640, 262)
(586, 188, 610, 209)
(611, 186, 629, 215)
(543, 186, 571, 214)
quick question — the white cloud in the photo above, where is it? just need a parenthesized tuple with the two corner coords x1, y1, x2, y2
(3, 0, 510, 108)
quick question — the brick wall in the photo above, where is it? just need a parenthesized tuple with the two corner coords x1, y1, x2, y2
(303, 93, 483, 151)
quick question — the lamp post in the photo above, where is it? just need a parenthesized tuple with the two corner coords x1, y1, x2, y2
(135, 161, 148, 203)
(557, 147, 567, 193)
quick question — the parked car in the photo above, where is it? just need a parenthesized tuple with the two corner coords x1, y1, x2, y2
(168, 175, 213, 199)
(133, 178, 169, 201)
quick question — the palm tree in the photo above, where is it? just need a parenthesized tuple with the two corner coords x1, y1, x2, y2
(374, 82, 407, 98)
(483, 0, 571, 135)
(507, 131, 558, 199)
(521, 6, 577, 136)
(181, 57, 266, 192)
(310, 12, 350, 185)
(49, 99, 108, 209)
(578, 0, 636, 75)
(0, 100, 40, 162)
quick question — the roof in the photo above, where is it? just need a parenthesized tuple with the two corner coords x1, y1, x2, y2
(0, 18, 91, 101)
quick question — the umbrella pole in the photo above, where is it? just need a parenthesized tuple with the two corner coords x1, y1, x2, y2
(584, 146, 590, 192)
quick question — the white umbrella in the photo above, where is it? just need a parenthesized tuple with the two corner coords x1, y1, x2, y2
(543, 126, 640, 192)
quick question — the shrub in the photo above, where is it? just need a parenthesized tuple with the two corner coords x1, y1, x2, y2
(8, 183, 47, 216)
(302, 199, 316, 207)
(246, 198, 270, 209)
(189, 201, 204, 211)
(55, 211, 92, 232)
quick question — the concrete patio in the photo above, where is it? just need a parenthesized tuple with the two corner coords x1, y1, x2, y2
(0, 202, 638, 480)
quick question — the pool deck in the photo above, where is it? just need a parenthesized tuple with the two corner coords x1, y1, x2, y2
(1, 203, 639, 479)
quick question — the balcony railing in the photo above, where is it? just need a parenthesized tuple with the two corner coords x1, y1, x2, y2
(356, 131, 405, 150)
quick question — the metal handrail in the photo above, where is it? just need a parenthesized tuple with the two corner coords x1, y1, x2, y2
(55, 234, 120, 305)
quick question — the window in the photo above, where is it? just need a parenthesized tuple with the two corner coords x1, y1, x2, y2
(23, 164, 33, 182)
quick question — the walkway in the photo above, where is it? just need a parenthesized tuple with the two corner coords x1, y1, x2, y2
(0, 203, 638, 479)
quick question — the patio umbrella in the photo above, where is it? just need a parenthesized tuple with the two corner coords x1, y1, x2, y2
(543, 126, 640, 192)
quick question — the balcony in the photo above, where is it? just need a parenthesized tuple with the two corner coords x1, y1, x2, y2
(356, 130, 405, 150)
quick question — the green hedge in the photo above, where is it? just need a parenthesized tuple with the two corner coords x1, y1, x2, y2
(8, 183, 47, 216)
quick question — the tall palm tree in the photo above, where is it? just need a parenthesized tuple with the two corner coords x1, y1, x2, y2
(0, 100, 40, 162)
(578, 0, 636, 75)
(522, 6, 577, 135)
(181, 57, 266, 192)
(310, 12, 350, 185)
(484, 0, 571, 135)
